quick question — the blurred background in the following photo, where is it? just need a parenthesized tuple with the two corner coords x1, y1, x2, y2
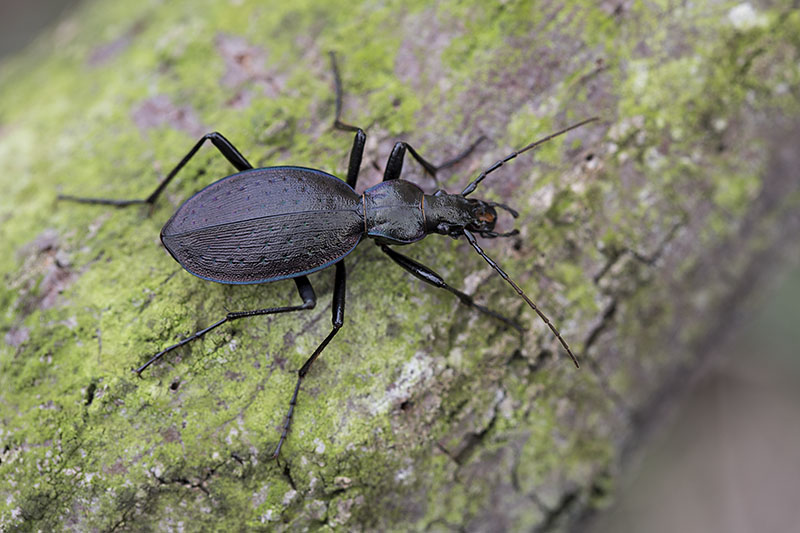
(0, 0, 80, 58)
(2, 1, 798, 531)
(583, 264, 800, 533)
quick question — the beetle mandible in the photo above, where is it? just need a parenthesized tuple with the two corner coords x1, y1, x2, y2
(59, 53, 597, 458)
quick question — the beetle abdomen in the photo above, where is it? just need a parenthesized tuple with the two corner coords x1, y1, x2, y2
(161, 167, 363, 284)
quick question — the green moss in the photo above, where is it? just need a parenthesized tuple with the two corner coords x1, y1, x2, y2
(2, 0, 799, 529)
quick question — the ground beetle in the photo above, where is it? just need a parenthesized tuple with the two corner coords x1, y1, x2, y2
(59, 53, 597, 458)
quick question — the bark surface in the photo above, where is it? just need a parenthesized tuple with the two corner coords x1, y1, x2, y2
(1, 1, 799, 531)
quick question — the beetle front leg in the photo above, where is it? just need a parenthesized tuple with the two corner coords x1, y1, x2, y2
(58, 131, 253, 208)
(382, 136, 485, 186)
(272, 261, 346, 459)
(379, 244, 522, 333)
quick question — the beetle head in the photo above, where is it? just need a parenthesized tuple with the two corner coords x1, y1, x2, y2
(467, 200, 497, 232)
(466, 199, 519, 238)
(427, 192, 519, 239)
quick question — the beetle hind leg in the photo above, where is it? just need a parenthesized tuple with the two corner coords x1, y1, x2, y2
(58, 132, 253, 208)
(133, 275, 316, 375)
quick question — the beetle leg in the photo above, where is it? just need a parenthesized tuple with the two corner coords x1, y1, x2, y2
(328, 52, 366, 190)
(133, 276, 316, 375)
(272, 261, 346, 459)
(383, 136, 485, 187)
(58, 132, 253, 208)
(343, 129, 365, 190)
(378, 244, 522, 333)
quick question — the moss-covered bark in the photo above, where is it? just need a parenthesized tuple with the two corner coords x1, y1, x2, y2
(1, 0, 799, 530)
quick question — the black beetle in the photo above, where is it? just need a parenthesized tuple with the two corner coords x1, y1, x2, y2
(60, 53, 597, 458)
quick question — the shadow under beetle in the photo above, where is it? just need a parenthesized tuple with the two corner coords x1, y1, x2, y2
(59, 53, 597, 458)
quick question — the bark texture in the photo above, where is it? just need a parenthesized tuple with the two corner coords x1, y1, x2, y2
(1, 1, 799, 531)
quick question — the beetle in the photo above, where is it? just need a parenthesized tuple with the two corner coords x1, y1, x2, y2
(59, 53, 597, 458)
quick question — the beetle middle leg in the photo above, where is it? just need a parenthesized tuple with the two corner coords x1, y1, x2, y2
(329, 51, 366, 190)
(134, 275, 316, 375)
(329, 51, 483, 190)
(379, 244, 522, 332)
(272, 260, 347, 459)
(58, 131, 252, 208)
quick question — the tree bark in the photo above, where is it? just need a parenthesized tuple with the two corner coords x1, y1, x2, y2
(1, 1, 799, 531)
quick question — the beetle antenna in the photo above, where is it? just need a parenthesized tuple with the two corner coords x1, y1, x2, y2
(461, 117, 598, 197)
(462, 229, 580, 368)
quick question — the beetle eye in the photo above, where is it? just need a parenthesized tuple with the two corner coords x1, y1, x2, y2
(470, 203, 498, 231)
(477, 211, 495, 224)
